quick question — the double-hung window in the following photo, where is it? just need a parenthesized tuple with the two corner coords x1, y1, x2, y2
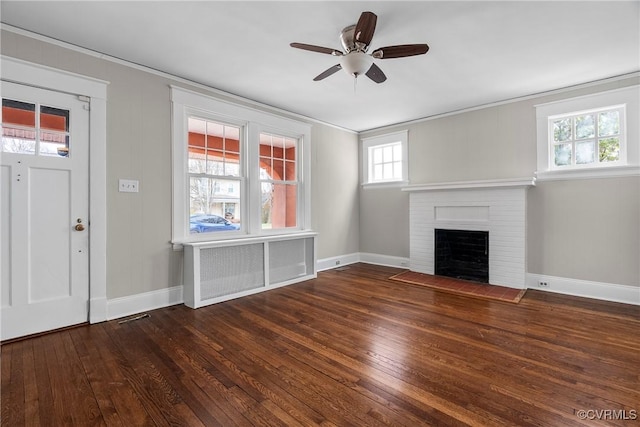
(171, 87, 311, 243)
(259, 133, 298, 229)
(187, 117, 243, 234)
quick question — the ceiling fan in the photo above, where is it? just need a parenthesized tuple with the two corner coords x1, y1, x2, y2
(290, 11, 429, 84)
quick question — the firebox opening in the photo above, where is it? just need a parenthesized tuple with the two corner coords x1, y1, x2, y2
(435, 229, 489, 283)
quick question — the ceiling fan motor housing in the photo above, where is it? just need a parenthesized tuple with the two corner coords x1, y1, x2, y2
(340, 25, 357, 52)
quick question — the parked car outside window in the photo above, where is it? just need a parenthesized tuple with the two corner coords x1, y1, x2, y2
(189, 214, 240, 233)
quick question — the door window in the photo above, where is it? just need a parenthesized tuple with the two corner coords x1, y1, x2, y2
(2, 98, 71, 157)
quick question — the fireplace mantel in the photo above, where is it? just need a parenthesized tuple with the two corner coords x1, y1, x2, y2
(403, 177, 536, 192)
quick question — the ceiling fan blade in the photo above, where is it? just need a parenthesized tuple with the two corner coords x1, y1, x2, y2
(313, 64, 342, 81)
(354, 11, 377, 47)
(372, 44, 430, 59)
(365, 63, 386, 83)
(290, 42, 343, 56)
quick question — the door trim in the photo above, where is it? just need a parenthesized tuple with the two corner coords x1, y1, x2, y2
(2, 56, 109, 323)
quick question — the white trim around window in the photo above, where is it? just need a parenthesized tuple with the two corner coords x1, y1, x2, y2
(535, 85, 640, 181)
(170, 86, 311, 246)
(361, 130, 409, 187)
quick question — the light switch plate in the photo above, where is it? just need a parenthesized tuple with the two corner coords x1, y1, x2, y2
(119, 179, 139, 193)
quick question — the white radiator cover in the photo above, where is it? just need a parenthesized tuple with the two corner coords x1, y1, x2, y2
(183, 233, 316, 308)
(405, 179, 535, 289)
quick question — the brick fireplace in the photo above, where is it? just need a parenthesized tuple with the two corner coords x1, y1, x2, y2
(404, 178, 535, 289)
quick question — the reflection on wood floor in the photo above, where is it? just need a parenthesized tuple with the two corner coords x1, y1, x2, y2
(2, 263, 639, 426)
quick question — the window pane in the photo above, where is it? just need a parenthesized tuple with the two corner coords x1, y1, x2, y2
(40, 105, 69, 132)
(554, 143, 572, 166)
(206, 151, 225, 175)
(2, 99, 35, 127)
(284, 138, 296, 160)
(383, 145, 393, 161)
(372, 146, 382, 164)
(598, 111, 620, 137)
(284, 160, 295, 181)
(599, 137, 620, 162)
(393, 143, 402, 161)
(2, 99, 36, 155)
(40, 131, 69, 157)
(206, 121, 224, 146)
(393, 161, 402, 179)
(575, 114, 595, 140)
(2, 127, 36, 154)
(373, 164, 383, 180)
(225, 158, 240, 176)
(576, 140, 595, 165)
(553, 118, 572, 142)
(383, 163, 393, 179)
(188, 147, 206, 173)
(261, 183, 297, 229)
(189, 177, 241, 233)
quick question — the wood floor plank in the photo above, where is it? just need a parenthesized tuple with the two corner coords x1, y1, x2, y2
(2, 263, 638, 426)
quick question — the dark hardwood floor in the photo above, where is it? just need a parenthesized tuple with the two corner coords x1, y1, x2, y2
(2, 263, 639, 426)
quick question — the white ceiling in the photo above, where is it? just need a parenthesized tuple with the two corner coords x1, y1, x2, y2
(2, 1, 639, 132)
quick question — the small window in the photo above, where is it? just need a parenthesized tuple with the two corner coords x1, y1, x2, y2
(549, 106, 625, 169)
(535, 85, 639, 180)
(362, 130, 408, 186)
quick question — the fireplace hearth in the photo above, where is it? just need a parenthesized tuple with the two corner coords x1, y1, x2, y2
(435, 229, 489, 283)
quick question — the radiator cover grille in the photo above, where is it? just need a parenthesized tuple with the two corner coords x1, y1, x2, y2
(200, 243, 264, 300)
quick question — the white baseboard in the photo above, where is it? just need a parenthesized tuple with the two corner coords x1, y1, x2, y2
(526, 273, 640, 306)
(89, 297, 108, 324)
(359, 252, 410, 269)
(317, 252, 410, 271)
(316, 252, 361, 271)
(106, 285, 184, 320)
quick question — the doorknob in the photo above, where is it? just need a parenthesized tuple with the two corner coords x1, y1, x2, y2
(74, 224, 85, 231)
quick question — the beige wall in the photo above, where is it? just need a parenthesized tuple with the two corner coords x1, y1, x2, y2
(360, 77, 640, 287)
(1, 30, 360, 298)
(528, 177, 639, 286)
(310, 124, 360, 259)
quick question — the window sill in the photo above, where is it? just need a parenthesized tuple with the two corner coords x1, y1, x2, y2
(171, 229, 317, 250)
(535, 165, 640, 182)
(361, 180, 409, 189)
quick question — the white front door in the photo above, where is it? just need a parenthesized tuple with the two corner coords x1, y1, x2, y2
(1, 81, 90, 340)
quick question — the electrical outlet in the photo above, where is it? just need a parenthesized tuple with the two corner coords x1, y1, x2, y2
(119, 179, 139, 193)
(538, 281, 549, 287)
(335, 260, 341, 265)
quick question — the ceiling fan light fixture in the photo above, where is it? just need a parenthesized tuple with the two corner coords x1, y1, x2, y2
(340, 52, 373, 77)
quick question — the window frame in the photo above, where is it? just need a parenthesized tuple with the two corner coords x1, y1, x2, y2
(361, 130, 409, 187)
(171, 86, 311, 244)
(535, 85, 639, 181)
